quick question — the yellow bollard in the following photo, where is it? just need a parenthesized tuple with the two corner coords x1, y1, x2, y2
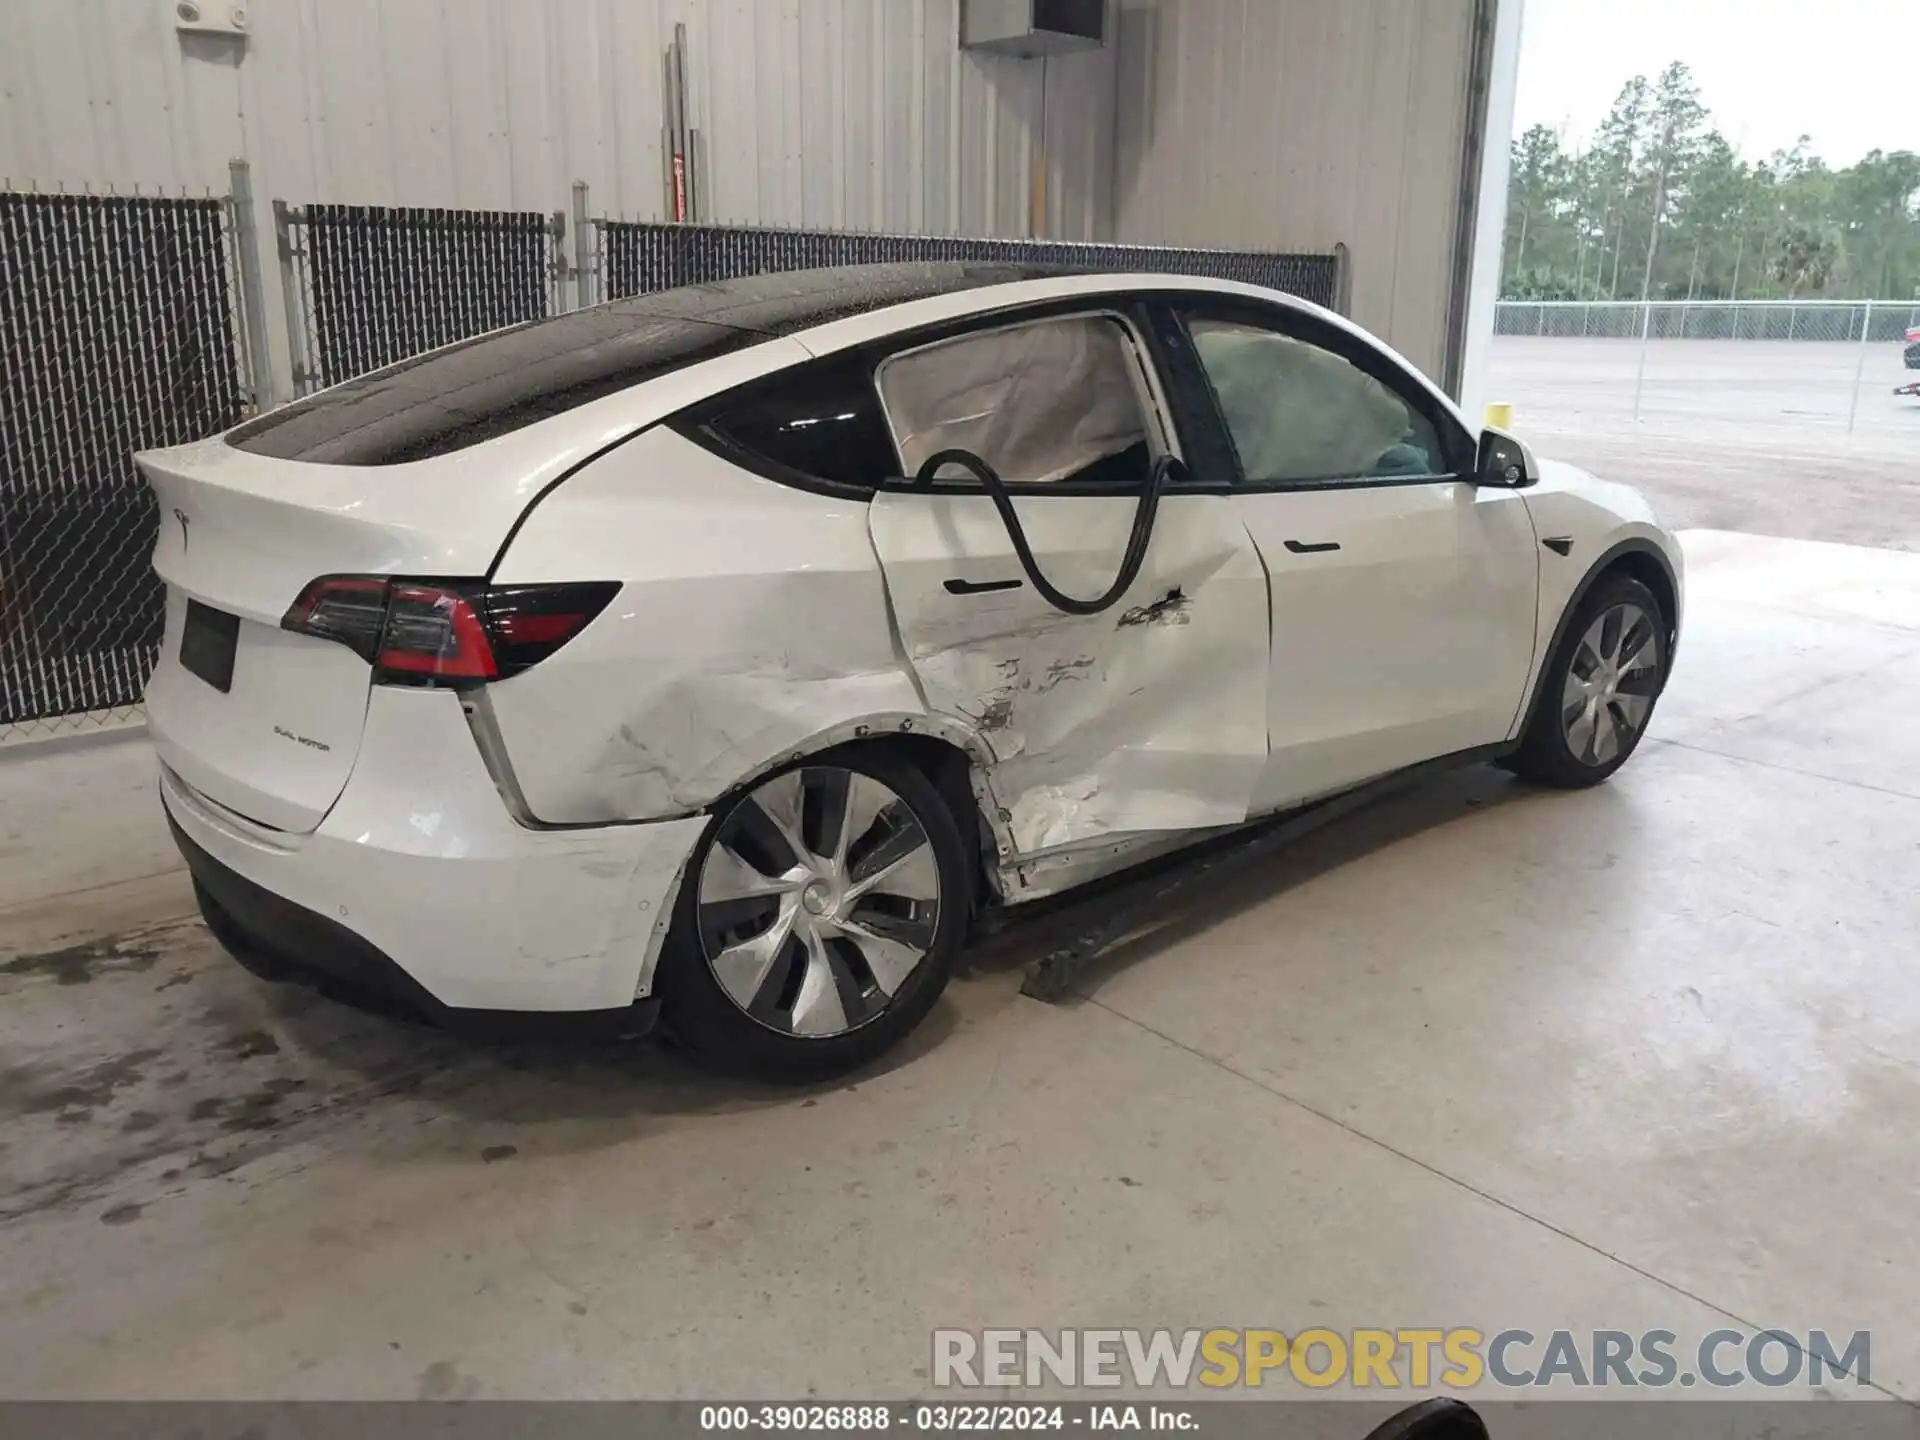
(1484, 401, 1514, 429)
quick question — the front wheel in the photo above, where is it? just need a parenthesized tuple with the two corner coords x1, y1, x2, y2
(655, 748, 970, 1082)
(1503, 573, 1669, 788)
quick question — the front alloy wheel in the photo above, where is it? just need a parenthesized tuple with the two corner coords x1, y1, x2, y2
(659, 749, 968, 1080)
(1561, 600, 1661, 766)
(1504, 572, 1669, 789)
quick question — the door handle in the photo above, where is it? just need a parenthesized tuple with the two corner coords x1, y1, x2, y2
(943, 576, 1024, 596)
(1283, 539, 1341, 554)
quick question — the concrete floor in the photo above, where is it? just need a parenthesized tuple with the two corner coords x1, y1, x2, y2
(1, 529, 1917, 1401)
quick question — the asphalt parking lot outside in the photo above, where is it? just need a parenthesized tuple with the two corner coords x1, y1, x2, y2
(1488, 338, 1920, 552)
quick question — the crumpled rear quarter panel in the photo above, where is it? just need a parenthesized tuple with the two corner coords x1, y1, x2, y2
(485, 426, 929, 824)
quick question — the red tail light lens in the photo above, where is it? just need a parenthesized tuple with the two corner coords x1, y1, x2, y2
(282, 577, 617, 685)
(480, 584, 622, 673)
(282, 576, 390, 663)
(378, 584, 498, 680)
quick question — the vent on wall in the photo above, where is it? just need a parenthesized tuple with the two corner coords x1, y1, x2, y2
(174, 0, 248, 37)
(960, 0, 1106, 57)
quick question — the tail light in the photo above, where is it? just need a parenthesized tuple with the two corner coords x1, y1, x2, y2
(283, 577, 618, 685)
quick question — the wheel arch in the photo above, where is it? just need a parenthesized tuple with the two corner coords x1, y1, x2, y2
(1516, 537, 1681, 742)
(692, 715, 1010, 915)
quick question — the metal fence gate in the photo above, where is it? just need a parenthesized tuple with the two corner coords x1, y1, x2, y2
(278, 204, 568, 395)
(1, 191, 248, 735)
(586, 219, 1344, 312)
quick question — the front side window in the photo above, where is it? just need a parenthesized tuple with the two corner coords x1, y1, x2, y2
(1185, 317, 1450, 486)
(876, 314, 1159, 488)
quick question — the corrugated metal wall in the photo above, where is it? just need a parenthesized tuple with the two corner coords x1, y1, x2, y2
(1110, 0, 1480, 377)
(0, 0, 1492, 383)
(0, 0, 1115, 236)
(0, 0, 1125, 398)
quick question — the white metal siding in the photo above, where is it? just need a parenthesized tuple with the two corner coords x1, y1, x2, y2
(0, 0, 1116, 237)
(1111, 0, 1479, 378)
(1, 0, 1493, 387)
(0, 0, 1125, 400)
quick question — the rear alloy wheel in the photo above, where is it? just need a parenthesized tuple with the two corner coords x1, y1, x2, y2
(1505, 574, 1668, 788)
(658, 750, 968, 1081)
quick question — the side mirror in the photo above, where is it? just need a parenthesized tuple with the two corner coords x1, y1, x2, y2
(1476, 426, 1539, 489)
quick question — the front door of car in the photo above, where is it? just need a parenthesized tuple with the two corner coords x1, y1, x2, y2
(1154, 301, 1540, 813)
(863, 307, 1271, 864)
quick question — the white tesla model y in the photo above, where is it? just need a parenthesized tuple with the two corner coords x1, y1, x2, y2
(139, 265, 1682, 1078)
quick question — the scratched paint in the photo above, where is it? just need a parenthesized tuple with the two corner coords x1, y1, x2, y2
(868, 490, 1273, 858)
(488, 428, 1272, 868)
(1116, 588, 1193, 629)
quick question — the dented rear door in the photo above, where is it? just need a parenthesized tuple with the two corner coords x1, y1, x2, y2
(865, 310, 1269, 860)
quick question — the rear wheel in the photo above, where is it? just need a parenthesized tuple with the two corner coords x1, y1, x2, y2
(1504, 574, 1668, 788)
(656, 749, 970, 1082)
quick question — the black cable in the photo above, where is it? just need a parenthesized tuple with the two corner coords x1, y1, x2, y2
(910, 448, 1181, 616)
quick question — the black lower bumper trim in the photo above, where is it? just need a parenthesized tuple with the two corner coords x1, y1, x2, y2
(167, 814, 660, 1043)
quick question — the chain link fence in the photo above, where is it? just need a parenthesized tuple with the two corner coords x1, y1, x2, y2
(1491, 299, 1920, 447)
(585, 218, 1344, 311)
(5, 176, 1336, 743)
(277, 204, 568, 395)
(1496, 299, 1920, 343)
(1, 189, 249, 744)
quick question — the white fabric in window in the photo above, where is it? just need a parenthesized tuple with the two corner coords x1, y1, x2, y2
(879, 317, 1150, 484)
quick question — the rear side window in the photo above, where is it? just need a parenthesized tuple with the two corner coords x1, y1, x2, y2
(697, 355, 901, 489)
(875, 314, 1158, 489)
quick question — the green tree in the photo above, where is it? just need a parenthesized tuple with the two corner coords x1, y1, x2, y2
(1836, 149, 1920, 298)
(1500, 71, 1920, 303)
(1632, 62, 1710, 300)
(1504, 123, 1577, 297)
(1588, 76, 1651, 299)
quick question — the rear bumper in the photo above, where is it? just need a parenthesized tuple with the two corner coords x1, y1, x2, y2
(160, 685, 709, 1017)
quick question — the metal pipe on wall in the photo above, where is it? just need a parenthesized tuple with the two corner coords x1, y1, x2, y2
(662, 23, 699, 224)
(572, 180, 592, 308)
(226, 158, 276, 410)
(662, 46, 678, 222)
(270, 199, 309, 397)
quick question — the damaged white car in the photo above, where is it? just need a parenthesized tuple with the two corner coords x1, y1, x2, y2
(139, 264, 1682, 1079)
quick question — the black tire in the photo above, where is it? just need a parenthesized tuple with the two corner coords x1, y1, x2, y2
(1503, 572, 1669, 789)
(655, 747, 971, 1083)
(1361, 1399, 1489, 1440)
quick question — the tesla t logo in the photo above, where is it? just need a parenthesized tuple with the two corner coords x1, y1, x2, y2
(172, 508, 190, 550)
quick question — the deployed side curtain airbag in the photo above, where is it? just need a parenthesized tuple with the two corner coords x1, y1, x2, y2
(1190, 325, 1417, 482)
(879, 317, 1150, 486)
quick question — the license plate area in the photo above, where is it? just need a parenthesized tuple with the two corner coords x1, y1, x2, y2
(180, 600, 240, 693)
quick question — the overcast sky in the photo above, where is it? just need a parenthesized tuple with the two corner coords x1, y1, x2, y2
(1513, 0, 1920, 167)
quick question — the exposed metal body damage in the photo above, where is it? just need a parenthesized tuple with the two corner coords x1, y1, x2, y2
(485, 427, 940, 826)
(868, 491, 1270, 863)
(484, 420, 1270, 893)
